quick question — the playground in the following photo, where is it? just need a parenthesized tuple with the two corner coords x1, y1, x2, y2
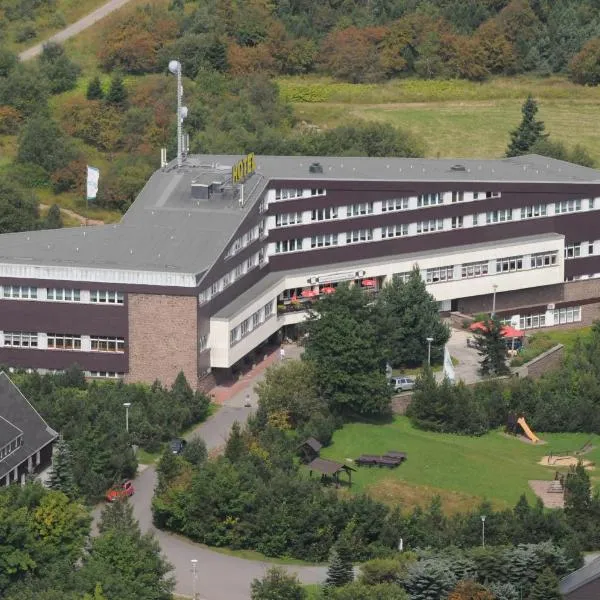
(321, 416, 600, 512)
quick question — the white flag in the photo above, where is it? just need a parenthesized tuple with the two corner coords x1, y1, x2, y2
(443, 345, 455, 384)
(86, 165, 100, 200)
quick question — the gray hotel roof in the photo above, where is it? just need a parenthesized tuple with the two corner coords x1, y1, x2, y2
(0, 154, 597, 276)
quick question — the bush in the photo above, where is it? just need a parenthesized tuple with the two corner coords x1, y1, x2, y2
(0, 106, 22, 135)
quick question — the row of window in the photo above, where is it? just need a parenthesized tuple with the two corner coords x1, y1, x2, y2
(274, 188, 326, 201)
(564, 242, 599, 259)
(2, 333, 125, 352)
(500, 306, 582, 330)
(0, 436, 23, 461)
(227, 224, 260, 258)
(2, 286, 124, 304)
(229, 301, 274, 347)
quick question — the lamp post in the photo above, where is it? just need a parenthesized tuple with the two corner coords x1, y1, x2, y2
(481, 515, 486, 547)
(168, 60, 188, 169)
(123, 402, 131, 433)
(426, 337, 434, 366)
(492, 284, 498, 317)
(190, 558, 198, 600)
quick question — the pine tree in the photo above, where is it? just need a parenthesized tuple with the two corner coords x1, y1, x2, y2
(43, 203, 63, 229)
(528, 567, 562, 600)
(473, 316, 509, 376)
(86, 75, 104, 100)
(224, 421, 245, 463)
(48, 437, 79, 500)
(105, 74, 127, 107)
(506, 95, 547, 157)
(326, 547, 354, 587)
(564, 461, 592, 516)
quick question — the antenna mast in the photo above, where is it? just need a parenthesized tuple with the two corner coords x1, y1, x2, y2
(168, 60, 188, 169)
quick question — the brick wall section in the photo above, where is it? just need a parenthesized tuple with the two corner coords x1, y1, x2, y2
(125, 294, 197, 388)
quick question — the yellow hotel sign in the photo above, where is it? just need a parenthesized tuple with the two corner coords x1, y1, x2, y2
(232, 152, 256, 184)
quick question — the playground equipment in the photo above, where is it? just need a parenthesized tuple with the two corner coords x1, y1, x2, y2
(517, 417, 540, 444)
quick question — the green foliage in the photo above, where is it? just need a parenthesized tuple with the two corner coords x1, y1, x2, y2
(182, 437, 208, 468)
(527, 567, 562, 600)
(377, 267, 450, 368)
(506, 95, 547, 157)
(473, 316, 510, 376)
(403, 557, 458, 600)
(86, 76, 104, 100)
(39, 42, 80, 94)
(42, 203, 63, 229)
(303, 283, 392, 417)
(530, 138, 596, 167)
(47, 437, 79, 499)
(326, 547, 354, 587)
(360, 557, 414, 585)
(0, 175, 39, 234)
(105, 74, 128, 107)
(569, 37, 600, 86)
(324, 582, 408, 599)
(251, 566, 306, 600)
(0, 63, 49, 116)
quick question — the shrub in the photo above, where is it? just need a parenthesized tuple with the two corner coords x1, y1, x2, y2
(0, 106, 22, 135)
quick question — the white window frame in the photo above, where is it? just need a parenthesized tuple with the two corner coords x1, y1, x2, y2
(275, 212, 303, 227)
(348, 203, 374, 217)
(275, 189, 303, 201)
(531, 252, 557, 269)
(461, 261, 489, 279)
(3, 332, 38, 348)
(311, 207, 338, 221)
(565, 243, 581, 259)
(275, 239, 303, 253)
(426, 266, 454, 284)
(382, 198, 408, 212)
(311, 234, 338, 248)
(416, 219, 443, 233)
(381, 224, 408, 238)
(346, 229, 373, 244)
(496, 256, 523, 273)
(417, 193, 442, 207)
(47, 333, 82, 350)
(486, 209, 512, 224)
(520, 205, 547, 219)
(2, 286, 37, 300)
(555, 199, 582, 214)
(90, 290, 124, 304)
(90, 336, 125, 353)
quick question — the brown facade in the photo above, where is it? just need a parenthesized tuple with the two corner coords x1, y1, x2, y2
(125, 293, 198, 387)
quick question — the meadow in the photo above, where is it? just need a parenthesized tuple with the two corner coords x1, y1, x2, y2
(280, 76, 600, 162)
(320, 416, 600, 513)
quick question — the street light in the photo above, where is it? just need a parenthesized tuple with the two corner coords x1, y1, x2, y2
(190, 558, 198, 600)
(481, 515, 486, 547)
(123, 402, 131, 433)
(426, 337, 434, 366)
(168, 59, 188, 169)
(491, 284, 498, 317)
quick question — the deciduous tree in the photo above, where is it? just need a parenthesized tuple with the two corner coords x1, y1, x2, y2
(250, 566, 306, 600)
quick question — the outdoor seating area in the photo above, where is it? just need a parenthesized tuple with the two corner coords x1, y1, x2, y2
(355, 450, 407, 468)
(307, 457, 355, 487)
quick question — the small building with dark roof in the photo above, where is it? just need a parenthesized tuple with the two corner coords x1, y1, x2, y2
(0, 372, 58, 486)
(307, 457, 355, 487)
(297, 437, 323, 463)
(560, 556, 600, 600)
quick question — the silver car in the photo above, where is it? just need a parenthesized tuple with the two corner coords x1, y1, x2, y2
(390, 376, 415, 392)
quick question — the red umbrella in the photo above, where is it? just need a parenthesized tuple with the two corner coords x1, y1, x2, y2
(321, 286, 335, 294)
(301, 289, 317, 298)
(468, 321, 487, 332)
(501, 325, 524, 338)
(361, 279, 376, 287)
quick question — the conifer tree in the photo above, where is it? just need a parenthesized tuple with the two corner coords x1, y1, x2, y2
(224, 421, 245, 463)
(105, 74, 127, 107)
(43, 203, 63, 229)
(326, 547, 354, 587)
(473, 316, 510, 376)
(528, 567, 562, 600)
(86, 76, 104, 100)
(48, 437, 79, 500)
(506, 95, 547, 157)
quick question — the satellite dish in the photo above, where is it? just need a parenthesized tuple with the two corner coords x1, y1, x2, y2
(168, 60, 181, 75)
(180, 106, 188, 120)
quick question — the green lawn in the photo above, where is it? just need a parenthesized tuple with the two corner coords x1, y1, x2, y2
(320, 417, 600, 512)
(512, 326, 590, 366)
(283, 76, 600, 162)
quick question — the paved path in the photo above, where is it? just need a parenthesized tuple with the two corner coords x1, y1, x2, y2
(19, 0, 133, 61)
(39, 203, 104, 226)
(445, 328, 481, 384)
(95, 345, 324, 600)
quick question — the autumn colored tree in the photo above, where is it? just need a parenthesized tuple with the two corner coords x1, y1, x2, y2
(226, 43, 276, 76)
(449, 580, 495, 600)
(445, 34, 489, 81)
(475, 20, 516, 74)
(569, 38, 600, 86)
(0, 106, 22, 135)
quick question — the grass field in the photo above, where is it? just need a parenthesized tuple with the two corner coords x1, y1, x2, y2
(320, 417, 600, 513)
(281, 76, 600, 162)
(512, 326, 591, 366)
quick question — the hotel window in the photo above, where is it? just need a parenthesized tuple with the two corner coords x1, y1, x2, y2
(310, 188, 326, 196)
(426, 266, 454, 283)
(531, 251, 557, 268)
(346, 229, 373, 244)
(275, 212, 302, 227)
(417, 192, 442, 207)
(381, 224, 408, 238)
(240, 319, 249, 337)
(521, 204, 547, 219)
(3, 332, 38, 347)
(496, 256, 523, 273)
(554, 306, 582, 324)
(275, 239, 303, 253)
(555, 199, 582, 214)
(252, 312, 261, 328)
(382, 198, 408, 212)
(473, 213, 479, 226)
(229, 327, 239, 346)
(88, 371, 123, 379)
(474, 191, 501, 200)
(46, 288, 81, 302)
(47, 333, 81, 350)
(348, 202, 374, 216)
(264, 301, 273, 319)
(210, 282, 219, 296)
(589, 243, 595, 255)
(416, 219, 443, 233)
(222, 273, 232, 288)
(311, 234, 338, 248)
(486, 209, 512, 224)
(199, 335, 208, 352)
(565, 243, 581, 259)
(90, 290, 124, 304)
(393, 272, 411, 283)
(451, 191, 464, 203)
(311, 207, 338, 221)
(90, 336, 125, 352)
(451, 216, 463, 229)
(246, 254, 257, 271)
(461, 260, 489, 279)
(3, 286, 37, 300)
(234, 264, 244, 279)
(275, 188, 303, 200)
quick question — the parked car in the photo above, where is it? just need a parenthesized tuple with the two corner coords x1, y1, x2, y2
(106, 480, 135, 502)
(390, 376, 415, 392)
(169, 438, 187, 455)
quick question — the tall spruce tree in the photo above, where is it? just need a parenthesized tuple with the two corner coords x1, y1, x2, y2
(506, 95, 547, 157)
(473, 316, 510, 376)
(48, 437, 79, 500)
(528, 567, 562, 600)
(326, 547, 354, 587)
(105, 74, 127, 107)
(86, 76, 104, 100)
(43, 203, 63, 229)
(377, 266, 450, 367)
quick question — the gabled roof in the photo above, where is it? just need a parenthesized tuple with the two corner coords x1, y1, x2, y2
(0, 372, 58, 478)
(297, 437, 323, 453)
(560, 555, 600, 595)
(308, 457, 355, 475)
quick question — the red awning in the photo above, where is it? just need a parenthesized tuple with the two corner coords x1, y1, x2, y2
(361, 279, 376, 287)
(468, 321, 524, 338)
(321, 286, 335, 294)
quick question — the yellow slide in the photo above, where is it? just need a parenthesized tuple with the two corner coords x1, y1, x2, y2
(517, 417, 540, 444)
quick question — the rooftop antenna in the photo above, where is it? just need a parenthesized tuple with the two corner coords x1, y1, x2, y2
(168, 60, 188, 169)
